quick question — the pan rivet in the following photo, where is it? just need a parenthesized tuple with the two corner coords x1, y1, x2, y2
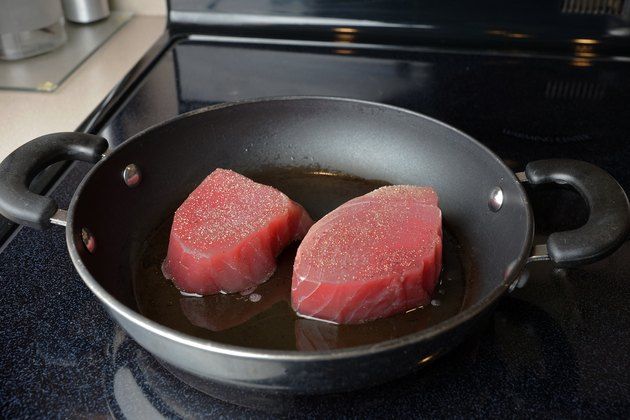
(489, 187, 504, 212)
(81, 228, 96, 253)
(123, 164, 141, 187)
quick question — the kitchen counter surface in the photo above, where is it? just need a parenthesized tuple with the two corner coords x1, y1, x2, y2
(0, 15, 165, 162)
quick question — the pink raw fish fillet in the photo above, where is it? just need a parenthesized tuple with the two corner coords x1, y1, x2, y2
(162, 169, 313, 295)
(291, 185, 442, 324)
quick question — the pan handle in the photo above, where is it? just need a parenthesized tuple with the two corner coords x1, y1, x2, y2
(0, 132, 109, 230)
(525, 159, 630, 266)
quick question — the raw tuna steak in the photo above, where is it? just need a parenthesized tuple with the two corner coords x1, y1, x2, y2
(291, 186, 442, 324)
(162, 169, 313, 295)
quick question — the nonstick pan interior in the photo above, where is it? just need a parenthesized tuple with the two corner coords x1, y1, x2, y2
(132, 169, 468, 351)
(69, 98, 532, 352)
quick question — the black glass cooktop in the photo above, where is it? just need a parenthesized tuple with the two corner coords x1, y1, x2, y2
(2, 36, 630, 417)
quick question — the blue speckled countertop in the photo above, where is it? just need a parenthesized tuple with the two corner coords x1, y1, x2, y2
(2, 37, 630, 417)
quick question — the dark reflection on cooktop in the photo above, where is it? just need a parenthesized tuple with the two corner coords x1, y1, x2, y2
(171, 40, 630, 189)
(105, 38, 630, 193)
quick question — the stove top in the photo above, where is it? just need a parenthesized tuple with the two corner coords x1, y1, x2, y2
(2, 32, 630, 417)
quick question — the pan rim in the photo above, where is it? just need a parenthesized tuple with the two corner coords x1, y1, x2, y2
(66, 95, 534, 362)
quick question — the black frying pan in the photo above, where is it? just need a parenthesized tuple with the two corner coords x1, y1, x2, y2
(0, 97, 628, 393)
